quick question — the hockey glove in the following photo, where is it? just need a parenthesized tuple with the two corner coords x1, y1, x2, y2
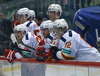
(36, 46, 45, 56)
(43, 51, 52, 63)
(39, 40, 45, 46)
(49, 46, 59, 60)
(3, 49, 16, 63)
(3, 49, 22, 63)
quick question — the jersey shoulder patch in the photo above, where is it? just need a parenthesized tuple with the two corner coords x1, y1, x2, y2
(48, 35, 53, 40)
(62, 30, 73, 42)
(26, 21, 32, 27)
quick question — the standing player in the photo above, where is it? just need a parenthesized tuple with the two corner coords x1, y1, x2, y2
(48, 19, 100, 62)
(46, 4, 63, 39)
(17, 7, 42, 39)
(47, 4, 62, 22)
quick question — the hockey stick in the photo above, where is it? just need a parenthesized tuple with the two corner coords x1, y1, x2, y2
(81, 25, 90, 37)
(0, 40, 43, 59)
(95, 28, 100, 51)
(14, 42, 43, 59)
(0, 31, 32, 52)
(75, 21, 90, 37)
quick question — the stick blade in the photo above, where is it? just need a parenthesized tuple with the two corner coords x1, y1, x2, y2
(10, 33, 18, 44)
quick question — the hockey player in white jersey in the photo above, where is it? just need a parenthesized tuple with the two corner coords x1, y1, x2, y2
(35, 20, 58, 62)
(48, 19, 100, 62)
(36, 20, 54, 53)
(3, 24, 45, 76)
(47, 4, 62, 22)
(17, 7, 42, 39)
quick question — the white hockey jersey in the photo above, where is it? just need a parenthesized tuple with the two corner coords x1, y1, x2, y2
(43, 35, 54, 52)
(18, 32, 41, 54)
(51, 29, 100, 62)
(23, 20, 42, 39)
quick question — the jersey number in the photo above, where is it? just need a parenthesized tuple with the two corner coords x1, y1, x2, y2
(64, 42, 71, 48)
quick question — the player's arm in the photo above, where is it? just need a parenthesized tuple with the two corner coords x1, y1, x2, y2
(49, 38, 75, 60)
(49, 46, 75, 60)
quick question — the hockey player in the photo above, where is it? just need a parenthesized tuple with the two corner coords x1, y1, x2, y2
(17, 7, 42, 39)
(47, 4, 62, 22)
(49, 19, 100, 62)
(35, 20, 57, 62)
(36, 20, 54, 53)
(3, 24, 45, 76)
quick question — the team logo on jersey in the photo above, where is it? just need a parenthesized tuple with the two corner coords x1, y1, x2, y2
(61, 48, 71, 54)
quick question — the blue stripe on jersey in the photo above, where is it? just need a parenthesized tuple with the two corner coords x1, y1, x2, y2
(60, 37, 66, 42)
(26, 33, 29, 40)
(48, 35, 53, 40)
(26, 21, 32, 27)
(69, 30, 72, 37)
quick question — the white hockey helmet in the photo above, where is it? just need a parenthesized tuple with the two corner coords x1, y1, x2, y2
(52, 19, 68, 38)
(30, 10, 35, 18)
(53, 19, 68, 32)
(40, 20, 53, 33)
(14, 24, 26, 33)
(47, 4, 62, 17)
(17, 7, 30, 19)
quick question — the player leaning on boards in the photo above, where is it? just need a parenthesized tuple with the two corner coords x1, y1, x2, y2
(3, 24, 45, 76)
(37, 19, 100, 62)
(35, 20, 56, 62)
(51, 19, 100, 62)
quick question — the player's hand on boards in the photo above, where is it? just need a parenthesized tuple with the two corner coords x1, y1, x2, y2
(43, 51, 52, 63)
(3, 49, 22, 63)
(3, 49, 16, 63)
(36, 46, 45, 56)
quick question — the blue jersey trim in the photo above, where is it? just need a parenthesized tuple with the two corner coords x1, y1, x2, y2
(48, 35, 53, 40)
(60, 37, 66, 42)
(69, 30, 72, 37)
(26, 21, 32, 27)
(26, 33, 29, 40)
